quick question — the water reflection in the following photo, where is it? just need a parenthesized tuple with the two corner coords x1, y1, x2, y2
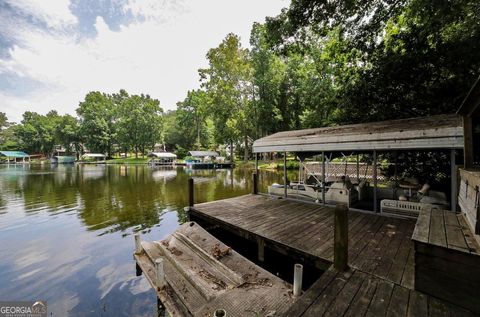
(0, 164, 287, 316)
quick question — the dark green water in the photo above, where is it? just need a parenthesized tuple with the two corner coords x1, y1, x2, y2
(0, 164, 287, 316)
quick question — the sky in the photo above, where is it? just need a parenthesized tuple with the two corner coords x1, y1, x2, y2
(0, 0, 289, 123)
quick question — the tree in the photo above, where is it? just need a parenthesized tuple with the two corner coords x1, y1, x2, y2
(55, 114, 81, 155)
(77, 92, 117, 157)
(0, 112, 19, 150)
(116, 91, 163, 158)
(14, 111, 60, 155)
(199, 33, 254, 161)
(264, 0, 480, 124)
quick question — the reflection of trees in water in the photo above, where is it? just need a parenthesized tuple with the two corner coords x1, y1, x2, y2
(0, 165, 291, 235)
(0, 165, 79, 212)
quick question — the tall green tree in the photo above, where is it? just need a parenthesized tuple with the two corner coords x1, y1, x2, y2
(199, 33, 254, 161)
(0, 112, 19, 150)
(15, 111, 60, 155)
(77, 92, 117, 157)
(116, 91, 163, 158)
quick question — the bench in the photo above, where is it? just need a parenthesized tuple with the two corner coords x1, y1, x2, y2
(412, 208, 480, 314)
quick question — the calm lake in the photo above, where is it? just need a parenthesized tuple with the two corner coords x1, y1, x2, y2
(0, 164, 287, 316)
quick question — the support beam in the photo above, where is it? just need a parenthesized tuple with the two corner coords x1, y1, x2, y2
(334, 204, 348, 271)
(284, 152, 288, 198)
(322, 152, 326, 205)
(252, 172, 258, 195)
(373, 150, 378, 213)
(463, 116, 474, 169)
(451, 149, 457, 212)
(257, 238, 265, 262)
(356, 153, 360, 182)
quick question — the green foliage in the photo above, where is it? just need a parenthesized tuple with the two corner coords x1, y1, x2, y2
(116, 91, 163, 158)
(77, 91, 116, 156)
(14, 111, 62, 155)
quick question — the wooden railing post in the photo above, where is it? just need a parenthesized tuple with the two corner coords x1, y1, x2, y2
(252, 172, 258, 194)
(188, 178, 194, 207)
(334, 203, 348, 271)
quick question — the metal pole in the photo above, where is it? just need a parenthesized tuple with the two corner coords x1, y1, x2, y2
(284, 152, 288, 198)
(451, 149, 457, 212)
(322, 152, 326, 205)
(293, 264, 303, 297)
(373, 150, 378, 213)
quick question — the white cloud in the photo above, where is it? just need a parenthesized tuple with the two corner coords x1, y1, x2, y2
(0, 0, 289, 123)
(5, 0, 77, 29)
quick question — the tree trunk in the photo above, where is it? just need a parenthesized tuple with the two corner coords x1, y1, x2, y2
(230, 140, 234, 163)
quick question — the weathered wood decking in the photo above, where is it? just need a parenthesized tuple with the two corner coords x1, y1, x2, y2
(190, 194, 416, 289)
(284, 267, 477, 317)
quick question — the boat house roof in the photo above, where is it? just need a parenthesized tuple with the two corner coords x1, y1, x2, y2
(189, 151, 219, 157)
(253, 114, 464, 153)
(148, 152, 177, 158)
(0, 151, 30, 158)
(82, 153, 106, 158)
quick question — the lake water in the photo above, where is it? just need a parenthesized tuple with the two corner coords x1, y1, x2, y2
(0, 164, 286, 316)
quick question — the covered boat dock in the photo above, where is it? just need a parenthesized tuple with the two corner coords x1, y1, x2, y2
(0, 151, 30, 164)
(148, 152, 177, 165)
(253, 113, 464, 214)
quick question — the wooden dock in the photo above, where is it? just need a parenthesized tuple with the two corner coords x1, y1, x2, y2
(189, 194, 480, 316)
(190, 194, 416, 289)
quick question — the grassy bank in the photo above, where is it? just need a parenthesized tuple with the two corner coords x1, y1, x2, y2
(235, 159, 300, 170)
(105, 157, 149, 164)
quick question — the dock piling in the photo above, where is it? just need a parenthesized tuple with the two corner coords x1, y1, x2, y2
(155, 258, 166, 289)
(134, 233, 142, 254)
(257, 238, 265, 262)
(334, 204, 349, 271)
(188, 178, 194, 207)
(252, 173, 258, 195)
(293, 263, 303, 297)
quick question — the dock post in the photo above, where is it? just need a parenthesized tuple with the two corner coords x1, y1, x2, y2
(134, 233, 142, 254)
(284, 152, 288, 198)
(257, 238, 265, 262)
(293, 263, 303, 297)
(155, 258, 166, 289)
(334, 203, 348, 271)
(188, 177, 194, 207)
(252, 173, 258, 194)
